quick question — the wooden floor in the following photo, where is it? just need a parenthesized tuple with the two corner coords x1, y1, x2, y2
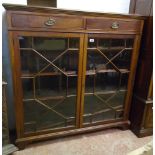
(13, 129, 152, 155)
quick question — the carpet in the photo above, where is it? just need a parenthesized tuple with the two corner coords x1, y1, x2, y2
(13, 129, 152, 155)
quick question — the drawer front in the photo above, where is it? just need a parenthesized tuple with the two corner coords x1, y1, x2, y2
(86, 18, 142, 33)
(11, 14, 84, 30)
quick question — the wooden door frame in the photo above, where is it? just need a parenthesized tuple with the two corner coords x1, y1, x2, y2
(10, 31, 85, 138)
(79, 33, 142, 127)
(9, 30, 142, 146)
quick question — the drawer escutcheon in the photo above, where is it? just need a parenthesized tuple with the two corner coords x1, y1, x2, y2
(111, 22, 119, 29)
(45, 18, 56, 26)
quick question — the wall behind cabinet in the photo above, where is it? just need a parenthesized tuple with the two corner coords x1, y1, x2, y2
(57, 0, 130, 13)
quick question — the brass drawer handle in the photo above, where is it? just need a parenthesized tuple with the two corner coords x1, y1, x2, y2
(111, 22, 119, 29)
(45, 18, 56, 26)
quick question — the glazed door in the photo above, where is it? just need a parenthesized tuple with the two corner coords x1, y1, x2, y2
(14, 32, 83, 135)
(81, 34, 135, 126)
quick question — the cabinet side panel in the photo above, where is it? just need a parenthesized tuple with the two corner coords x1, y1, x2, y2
(8, 31, 24, 138)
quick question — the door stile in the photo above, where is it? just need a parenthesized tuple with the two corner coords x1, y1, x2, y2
(76, 34, 85, 128)
(79, 34, 88, 128)
(123, 35, 142, 120)
(10, 32, 25, 137)
(11, 31, 85, 135)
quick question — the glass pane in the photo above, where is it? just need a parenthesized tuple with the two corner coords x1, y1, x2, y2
(88, 38, 97, 48)
(87, 50, 108, 71)
(112, 50, 132, 69)
(67, 76, 77, 95)
(20, 50, 48, 74)
(96, 72, 120, 92)
(121, 73, 129, 89)
(111, 39, 124, 47)
(126, 39, 134, 48)
(33, 37, 67, 51)
(19, 37, 32, 48)
(92, 110, 115, 122)
(24, 96, 76, 132)
(98, 39, 111, 48)
(83, 94, 116, 124)
(69, 38, 79, 48)
(22, 78, 34, 99)
(85, 75, 95, 93)
(19, 36, 79, 133)
(35, 75, 66, 98)
(105, 91, 126, 108)
(33, 37, 68, 64)
(83, 37, 134, 125)
(54, 50, 79, 72)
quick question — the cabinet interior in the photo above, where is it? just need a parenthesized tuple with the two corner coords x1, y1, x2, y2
(18, 35, 134, 133)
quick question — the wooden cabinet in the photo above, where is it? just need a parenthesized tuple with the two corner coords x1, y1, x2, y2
(3, 4, 144, 148)
(129, 0, 153, 137)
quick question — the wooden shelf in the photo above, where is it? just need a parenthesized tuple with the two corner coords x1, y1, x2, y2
(21, 72, 61, 78)
(20, 48, 79, 51)
(23, 94, 77, 102)
(21, 71, 78, 78)
(83, 106, 123, 117)
(21, 68, 129, 78)
(87, 47, 133, 51)
(86, 70, 96, 75)
(86, 69, 130, 75)
(68, 48, 79, 51)
(97, 69, 130, 73)
(84, 89, 127, 96)
(65, 71, 77, 76)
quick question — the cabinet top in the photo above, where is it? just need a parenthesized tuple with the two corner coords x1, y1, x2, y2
(2, 3, 145, 20)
